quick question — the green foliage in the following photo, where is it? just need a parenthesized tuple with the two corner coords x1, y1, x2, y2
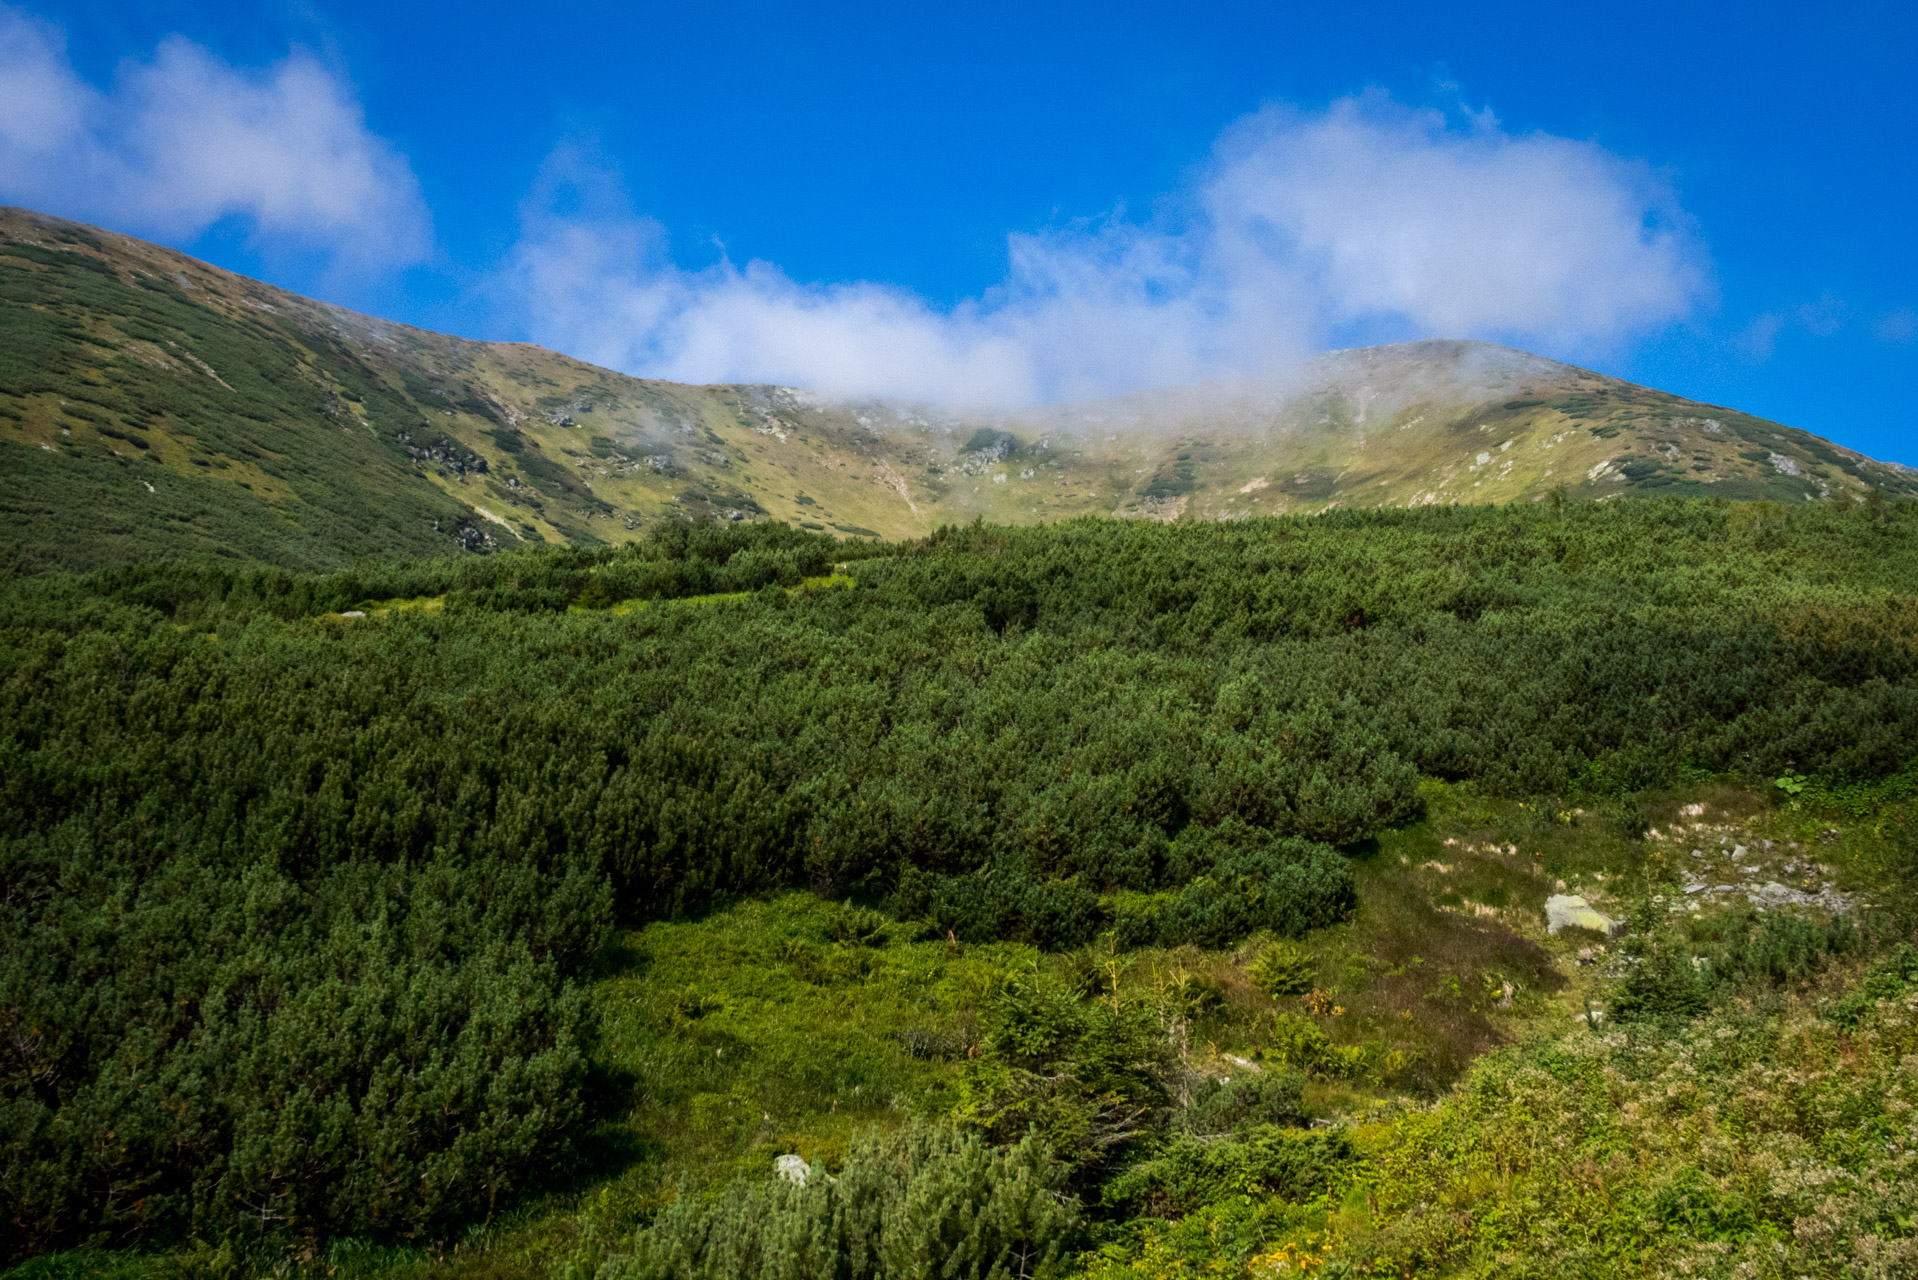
(0, 847, 604, 1259)
(1069, 1195, 1325, 1280)
(1646, 1167, 1756, 1242)
(1614, 911, 1860, 1024)
(1611, 949, 1714, 1022)
(603, 1124, 1076, 1280)
(1323, 969, 1918, 1279)
(823, 901, 893, 947)
(899, 823, 1357, 953)
(1248, 942, 1316, 997)
(1263, 1014, 1369, 1079)
(1159, 822, 1360, 947)
(1101, 1127, 1351, 1220)
(985, 969, 1096, 1068)
(6, 500, 1918, 1262)
(1178, 1070, 1309, 1135)
(958, 971, 1169, 1167)
(1823, 942, 1918, 1027)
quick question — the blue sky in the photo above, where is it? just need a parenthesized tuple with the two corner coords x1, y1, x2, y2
(3, 0, 1914, 461)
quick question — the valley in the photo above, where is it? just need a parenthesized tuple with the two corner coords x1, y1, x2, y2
(3, 207, 1917, 1280)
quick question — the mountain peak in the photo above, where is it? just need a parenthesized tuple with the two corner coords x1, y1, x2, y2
(3, 207, 1911, 572)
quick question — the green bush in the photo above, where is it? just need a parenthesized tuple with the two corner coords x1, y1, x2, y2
(1180, 1069, 1309, 1134)
(1247, 941, 1316, 996)
(1100, 1127, 1352, 1219)
(610, 1124, 1076, 1280)
(1158, 822, 1357, 948)
(1824, 942, 1918, 1027)
(1647, 1168, 1757, 1242)
(1615, 911, 1861, 1024)
(957, 971, 1170, 1166)
(0, 853, 604, 1257)
(1612, 950, 1713, 1023)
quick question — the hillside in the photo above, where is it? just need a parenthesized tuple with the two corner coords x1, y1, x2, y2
(4, 505, 1916, 1277)
(3, 205, 1914, 572)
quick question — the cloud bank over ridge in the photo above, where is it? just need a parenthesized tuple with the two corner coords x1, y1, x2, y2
(509, 95, 1710, 407)
(0, 5, 429, 271)
(0, 8, 1707, 408)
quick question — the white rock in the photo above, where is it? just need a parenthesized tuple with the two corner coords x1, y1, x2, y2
(1545, 894, 1620, 936)
(775, 1154, 812, 1184)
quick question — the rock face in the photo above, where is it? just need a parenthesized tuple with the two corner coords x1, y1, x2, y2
(1545, 894, 1621, 936)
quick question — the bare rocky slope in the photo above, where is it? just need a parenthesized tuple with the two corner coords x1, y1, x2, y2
(4, 205, 1912, 571)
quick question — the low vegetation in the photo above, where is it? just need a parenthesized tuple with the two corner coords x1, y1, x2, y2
(2, 498, 1915, 1276)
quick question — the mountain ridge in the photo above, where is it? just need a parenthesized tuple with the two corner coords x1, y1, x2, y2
(4, 205, 1912, 573)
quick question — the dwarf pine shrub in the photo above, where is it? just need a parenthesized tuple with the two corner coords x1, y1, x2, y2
(1248, 941, 1316, 996)
(611, 1124, 1076, 1280)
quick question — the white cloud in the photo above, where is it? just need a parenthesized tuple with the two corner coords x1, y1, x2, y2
(1736, 311, 1786, 362)
(1793, 293, 1848, 337)
(1201, 98, 1704, 344)
(0, 6, 428, 269)
(509, 94, 1708, 406)
(1873, 307, 1916, 345)
(1736, 293, 1871, 363)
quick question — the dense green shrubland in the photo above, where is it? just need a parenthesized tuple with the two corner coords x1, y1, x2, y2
(2, 498, 1916, 1260)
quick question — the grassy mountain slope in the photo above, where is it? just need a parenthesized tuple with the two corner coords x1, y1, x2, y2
(4, 205, 1914, 573)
